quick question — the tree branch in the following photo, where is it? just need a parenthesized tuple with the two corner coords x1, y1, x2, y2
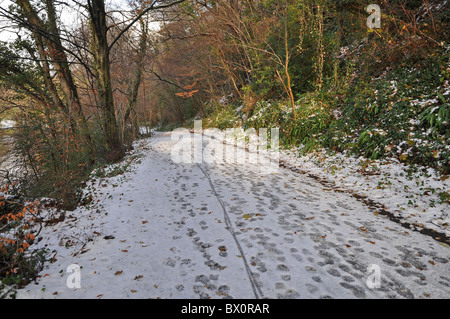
(108, 0, 186, 52)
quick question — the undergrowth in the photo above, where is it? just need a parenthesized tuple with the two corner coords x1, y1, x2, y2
(0, 184, 46, 298)
(203, 49, 450, 175)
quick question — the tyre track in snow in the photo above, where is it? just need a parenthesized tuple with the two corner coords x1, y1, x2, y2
(195, 162, 264, 299)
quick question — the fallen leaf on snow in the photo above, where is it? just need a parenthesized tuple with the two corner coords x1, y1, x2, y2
(439, 242, 450, 248)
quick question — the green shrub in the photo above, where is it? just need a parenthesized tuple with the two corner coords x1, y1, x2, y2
(204, 105, 242, 130)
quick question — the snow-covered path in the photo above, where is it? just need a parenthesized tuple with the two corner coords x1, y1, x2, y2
(16, 133, 449, 299)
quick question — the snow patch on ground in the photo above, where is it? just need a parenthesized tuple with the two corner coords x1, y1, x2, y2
(278, 148, 449, 238)
(9, 132, 450, 299)
(0, 120, 15, 129)
(202, 128, 449, 237)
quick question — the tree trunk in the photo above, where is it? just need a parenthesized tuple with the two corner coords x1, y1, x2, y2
(88, 0, 123, 160)
(315, 2, 324, 91)
(16, 0, 94, 151)
(44, 0, 92, 143)
(124, 19, 148, 138)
